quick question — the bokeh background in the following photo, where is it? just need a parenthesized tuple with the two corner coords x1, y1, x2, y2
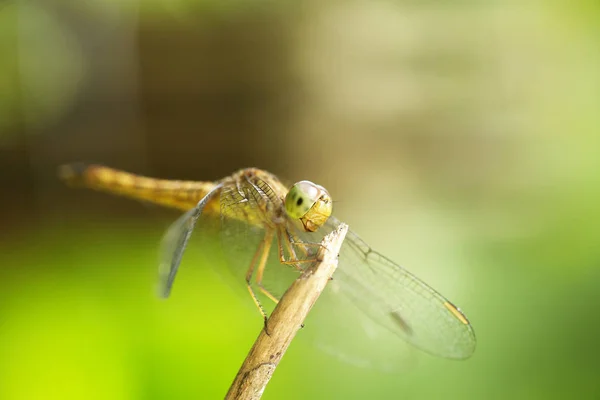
(1, 0, 600, 399)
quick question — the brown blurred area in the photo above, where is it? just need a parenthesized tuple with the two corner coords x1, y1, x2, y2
(1, 0, 598, 254)
(1, 3, 304, 229)
(2, 2, 600, 400)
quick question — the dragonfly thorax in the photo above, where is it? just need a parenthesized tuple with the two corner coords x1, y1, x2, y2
(284, 180, 332, 232)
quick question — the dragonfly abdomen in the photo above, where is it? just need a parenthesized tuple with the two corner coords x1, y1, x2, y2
(58, 163, 216, 211)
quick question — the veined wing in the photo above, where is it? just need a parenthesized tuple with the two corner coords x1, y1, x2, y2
(156, 175, 314, 308)
(157, 184, 223, 298)
(156, 174, 475, 360)
(325, 216, 476, 359)
(219, 175, 309, 306)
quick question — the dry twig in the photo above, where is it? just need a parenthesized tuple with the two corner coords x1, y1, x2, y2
(225, 223, 349, 400)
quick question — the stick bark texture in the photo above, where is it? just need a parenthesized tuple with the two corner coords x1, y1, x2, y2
(225, 223, 349, 400)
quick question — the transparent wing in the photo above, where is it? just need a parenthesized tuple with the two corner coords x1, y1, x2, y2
(157, 184, 222, 298)
(320, 216, 477, 360)
(157, 175, 475, 362)
(219, 176, 307, 311)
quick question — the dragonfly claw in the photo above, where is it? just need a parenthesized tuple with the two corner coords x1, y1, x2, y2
(263, 316, 271, 336)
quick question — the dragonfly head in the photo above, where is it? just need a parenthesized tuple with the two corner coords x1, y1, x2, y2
(285, 180, 332, 232)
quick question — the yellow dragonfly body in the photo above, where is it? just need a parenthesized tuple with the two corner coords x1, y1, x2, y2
(60, 164, 476, 360)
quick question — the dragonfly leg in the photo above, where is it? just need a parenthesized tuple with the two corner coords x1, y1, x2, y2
(276, 228, 304, 272)
(254, 230, 282, 305)
(245, 232, 270, 322)
(277, 227, 323, 268)
(250, 229, 278, 334)
(287, 229, 326, 258)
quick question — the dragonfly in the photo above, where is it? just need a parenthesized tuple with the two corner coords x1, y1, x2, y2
(59, 163, 476, 361)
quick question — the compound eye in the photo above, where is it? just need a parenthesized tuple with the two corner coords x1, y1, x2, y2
(284, 181, 320, 219)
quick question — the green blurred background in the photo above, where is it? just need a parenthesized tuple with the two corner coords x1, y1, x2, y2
(1, 0, 599, 399)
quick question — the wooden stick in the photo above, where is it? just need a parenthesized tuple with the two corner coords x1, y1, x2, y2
(225, 223, 349, 400)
